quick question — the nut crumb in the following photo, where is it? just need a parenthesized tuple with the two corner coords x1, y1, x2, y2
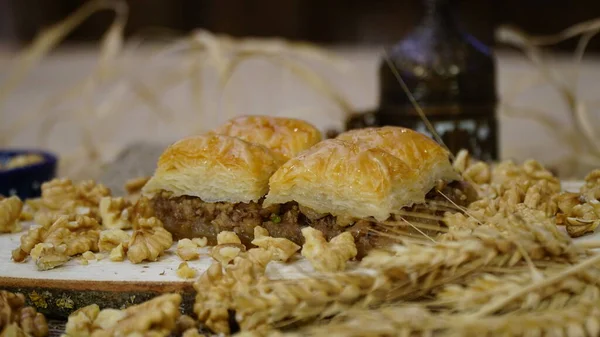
(177, 262, 197, 279)
(211, 244, 244, 265)
(82, 251, 96, 261)
(217, 231, 241, 245)
(192, 237, 208, 247)
(109, 244, 126, 262)
(177, 239, 200, 261)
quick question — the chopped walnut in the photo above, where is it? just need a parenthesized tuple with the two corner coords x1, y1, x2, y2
(174, 315, 197, 336)
(92, 309, 126, 330)
(217, 231, 241, 245)
(192, 237, 208, 247)
(109, 244, 126, 262)
(82, 251, 96, 261)
(194, 250, 272, 335)
(0, 196, 23, 233)
(211, 244, 245, 265)
(130, 196, 155, 228)
(99, 197, 132, 230)
(182, 329, 206, 337)
(127, 217, 173, 263)
(99, 294, 181, 337)
(64, 295, 181, 337)
(39, 179, 77, 211)
(12, 215, 100, 264)
(0, 291, 48, 337)
(34, 244, 69, 271)
(124, 176, 151, 195)
(251, 226, 300, 262)
(98, 229, 130, 252)
(582, 169, 600, 201)
(452, 150, 491, 185)
(177, 262, 197, 279)
(64, 304, 100, 337)
(301, 227, 357, 272)
(4, 154, 44, 170)
(177, 239, 200, 261)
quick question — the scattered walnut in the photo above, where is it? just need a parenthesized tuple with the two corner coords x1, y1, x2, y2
(127, 217, 173, 264)
(64, 304, 100, 337)
(177, 239, 200, 261)
(194, 250, 272, 335)
(109, 244, 126, 262)
(130, 196, 155, 228)
(98, 229, 130, 252)
(192, 237, 208, 248)
(301, 227, 357, 272)
(182, 329, 206, 337)
(0, 291, 48, 337)
(124, 176, 151, 195)
(16, 306, 48, 337)
(34, 244, 69, 271)
(39, 179, 77, 211)
(177, 262, 197, 279)
(211, 244, 245, 265)
(12, 215, 100, 264)
(217, 231, 241, 245)
(64, 295, 181, 337)
(582, 169, 600, 201)
(82, 251, 96, 261)
(0, 196, 23, 234)
(174, 315, 197, 336)
(99, 294, 181, 337)
(251, 226, 300, 262)
(92, 309, 126, 330)
(99, 197, 132, 230)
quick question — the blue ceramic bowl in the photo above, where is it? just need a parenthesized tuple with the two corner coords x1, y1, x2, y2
(0, 150, 58, 199)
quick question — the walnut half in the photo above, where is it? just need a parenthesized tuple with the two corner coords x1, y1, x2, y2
(0, 291, 48, 337)
(127, 217, 173, 264)
(0, 196, 23, 234)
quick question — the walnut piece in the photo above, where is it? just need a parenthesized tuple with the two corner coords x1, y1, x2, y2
(33, 244, 69, 271)
(192, 237, 208, 247)
(64, 295, 181, 337)
(124, 176, 151, 195)
(99, 197, 132, 230)
(0, 291, 48, 337)
(176, 262, 197, 279)
(98, 229, 130, 252)
(211, 244, 245, 265)
(177, 239, 200, 261)
(127, 217, 173, 263)
(82, 251, 96, 261)
(12, 215, 100, 264)
(0, 196, 23, 234)
(109, 244, 126, 262)
(217, 231, 241, 245)
(194, 249, 273, 335)
(64, 304, 100, 337)
(301, 227, 357, 272)
(582, 169, 600, 201)
(251, 226, 300, 262)
(130, 196, 155, 228)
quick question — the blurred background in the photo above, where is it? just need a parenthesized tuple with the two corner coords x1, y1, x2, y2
(0, 0, 599, 186)
(2, 0, 600, 50)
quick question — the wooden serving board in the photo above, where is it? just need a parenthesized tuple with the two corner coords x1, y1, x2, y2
(0, 225, 314, 318)
(0, 181, 589, 319)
